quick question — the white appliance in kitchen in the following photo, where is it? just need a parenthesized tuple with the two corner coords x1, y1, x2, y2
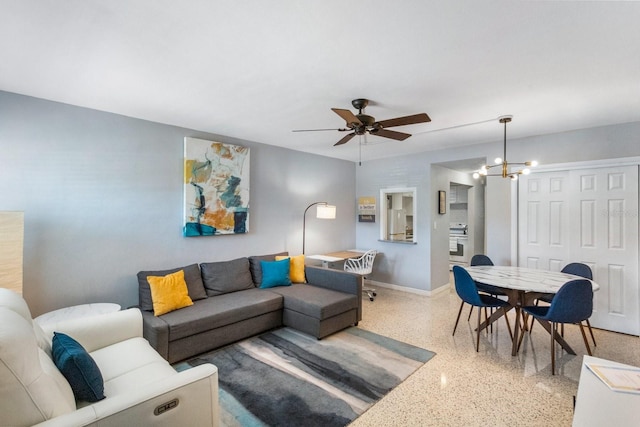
(449, 223, 469, 266)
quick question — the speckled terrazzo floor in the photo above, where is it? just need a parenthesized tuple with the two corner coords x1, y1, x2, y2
(348, 283, 640, 427)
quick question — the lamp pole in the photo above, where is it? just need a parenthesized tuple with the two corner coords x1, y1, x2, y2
(302, 201, 327, 255)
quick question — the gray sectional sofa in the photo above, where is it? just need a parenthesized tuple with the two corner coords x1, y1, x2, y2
(137, 252, 363, 363)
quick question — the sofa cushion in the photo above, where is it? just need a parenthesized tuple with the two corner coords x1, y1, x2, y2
(259, 259, 292, 288)
(147, 270, 194, 316)
(200, 257, 255, 296)
(249, 252, 288, 286)
(89, 337, 177, 399)
(138, 263, 207, 311)
(269, 284, 358, 320)
(275, 254, 306, 283)
(158, 288, 283, 341)
(52, 332, 105, 402)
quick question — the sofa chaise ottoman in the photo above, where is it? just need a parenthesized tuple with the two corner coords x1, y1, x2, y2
(138, 253, 362, 363)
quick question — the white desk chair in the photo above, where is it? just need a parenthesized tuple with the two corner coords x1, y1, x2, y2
(344, 249, 377, 301)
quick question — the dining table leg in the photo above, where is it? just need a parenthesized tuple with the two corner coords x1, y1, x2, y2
(474, 288, 522, 355)
(508, 290, 524, 356)
(533, 318, 576, 355)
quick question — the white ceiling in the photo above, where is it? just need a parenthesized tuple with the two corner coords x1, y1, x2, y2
(2, 1, 639, 164)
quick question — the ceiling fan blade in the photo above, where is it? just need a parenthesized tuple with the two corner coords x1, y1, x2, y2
(370, 128, 411, 141)
(331, 108, 362, 127)
(334, 132, 356, 146)
(292, 128, 350, 132)
(376, 113, 431, 128)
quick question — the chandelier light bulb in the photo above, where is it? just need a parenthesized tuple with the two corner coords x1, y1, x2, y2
(479, 168, 487, 176)
(473, 172, 480, 179)
(530, 160, 538, 167)
(510, 174, 518, 181)
(522, 168, 531, 175)
(494, 157, 503, 165)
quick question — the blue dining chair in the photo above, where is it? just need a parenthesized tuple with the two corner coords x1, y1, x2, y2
(523, 279, 593, 375)
(456, 255, 508, 329)
(452, 266, 513, 352)
(470, 254, 507, 297)
(533, 263, 596, 347)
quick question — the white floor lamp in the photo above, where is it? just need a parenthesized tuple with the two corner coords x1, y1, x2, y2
(302, 202, 336, 254)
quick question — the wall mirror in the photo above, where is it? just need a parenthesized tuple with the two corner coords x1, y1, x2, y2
(379, 187, 417, 243)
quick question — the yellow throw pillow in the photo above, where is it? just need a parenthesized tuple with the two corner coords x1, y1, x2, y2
(147, 270, 194, 316)
(276, 254, 306, 283)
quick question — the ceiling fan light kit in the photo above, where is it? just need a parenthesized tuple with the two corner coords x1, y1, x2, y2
(293, 98, 431, 148)
(473, 115, 538, 181)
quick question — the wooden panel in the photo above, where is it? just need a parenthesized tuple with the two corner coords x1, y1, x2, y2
(0, 212, 24, 295)
(607, 199, 624, 249)
(526, 257, 539, 269)
(550, 177, 564, 193)
(581, 174, 596, 192)
(527, 201, 539, 244)
(580, 200, 596, 248)
(549, 258, 563, 272)
(549, 201, 563, 246)
(608, 172, 625, 191)
(607, 264, 624, 315)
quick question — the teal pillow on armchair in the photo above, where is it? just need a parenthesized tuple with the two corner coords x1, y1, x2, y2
(52, 332, 105, 402)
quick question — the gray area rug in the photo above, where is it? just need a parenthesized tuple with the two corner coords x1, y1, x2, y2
(174, 327, 435, 427)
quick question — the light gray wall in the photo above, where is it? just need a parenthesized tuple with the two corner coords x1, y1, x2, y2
(430, 165, 452, 290)
(0, 91, 356, 316)
(355, 155, 431, 290)
(356, 121, 640, 292)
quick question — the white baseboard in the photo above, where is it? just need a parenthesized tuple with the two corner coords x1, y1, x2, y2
(367, 280, 451, 297)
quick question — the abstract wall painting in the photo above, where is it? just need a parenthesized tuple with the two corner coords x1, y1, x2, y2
(183, 137, 250, 237)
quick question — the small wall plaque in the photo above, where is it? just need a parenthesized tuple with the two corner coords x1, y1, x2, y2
(438, 190, 446, 214)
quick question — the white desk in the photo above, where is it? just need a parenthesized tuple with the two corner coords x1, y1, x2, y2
(573, 356, 640, 426)
(307, 250, 365, 268)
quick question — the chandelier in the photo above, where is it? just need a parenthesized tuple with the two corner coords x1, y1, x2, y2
(473, 116, 537, 181)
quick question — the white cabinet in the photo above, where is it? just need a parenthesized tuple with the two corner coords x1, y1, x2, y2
(449, 185, 468, 204)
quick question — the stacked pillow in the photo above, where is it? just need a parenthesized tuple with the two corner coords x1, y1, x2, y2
(275, 254, 306, 283)
(255, 254, 307, 288)
(259, 258, 292, 288)
(52, 332, 105, 402)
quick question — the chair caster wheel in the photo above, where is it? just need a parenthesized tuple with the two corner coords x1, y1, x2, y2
(369, 297, 375, 301)
(372, 292, 377, 296)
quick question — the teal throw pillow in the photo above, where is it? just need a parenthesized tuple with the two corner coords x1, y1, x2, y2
(52, 332, 105, 402)
(260, 258, 292, 288)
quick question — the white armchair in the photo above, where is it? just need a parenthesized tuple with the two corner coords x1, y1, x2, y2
(0, 288, 219, 427)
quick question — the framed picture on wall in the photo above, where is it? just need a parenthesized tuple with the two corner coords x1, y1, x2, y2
(438, 190, 446, 214)
(183, 137, 250, 237)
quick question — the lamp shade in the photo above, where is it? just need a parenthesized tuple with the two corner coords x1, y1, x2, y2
(316, 204, 336, 219)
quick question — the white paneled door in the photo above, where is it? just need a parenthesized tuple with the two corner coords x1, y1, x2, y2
(518, 165, 639, 335)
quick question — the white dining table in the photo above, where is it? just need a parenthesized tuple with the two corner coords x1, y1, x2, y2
(465, 265, 600, 356)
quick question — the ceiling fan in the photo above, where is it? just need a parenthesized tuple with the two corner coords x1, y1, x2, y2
(293, 98, 431, 146)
